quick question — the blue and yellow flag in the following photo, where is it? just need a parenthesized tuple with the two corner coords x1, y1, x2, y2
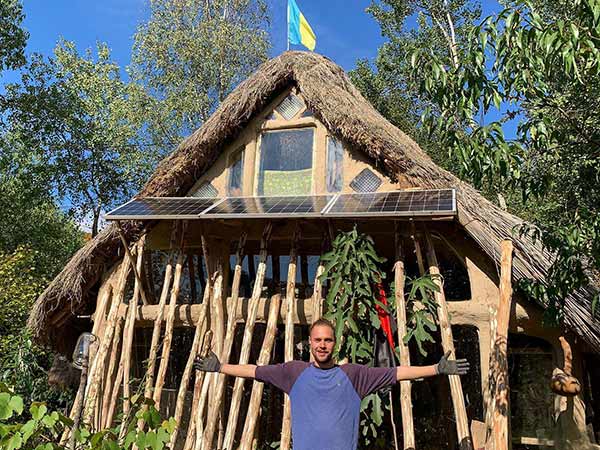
(288, 0, 316, 51)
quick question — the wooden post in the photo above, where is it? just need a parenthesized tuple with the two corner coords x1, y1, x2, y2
(485, 240, 513, 450)
(82, 256, 131, 425)
(239, 294, 282, 450)
(168, 307, 211, 449)
(122, 237, 146, 416)
(200, 234, 247, 450)
(281, 228, 299, 450)
(221, 223, 273, 450)
(184, 238, 216, 450)
(116, 222, 150, 306)
(394, 225, 415, 450)
(101, 317, 124, 428)
(153, 222, 188, 409)
(184, 268, 214, 450)
(424, 230, 472, 450)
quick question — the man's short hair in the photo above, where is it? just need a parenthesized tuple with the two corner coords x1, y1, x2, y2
(309, 318, 336, 340)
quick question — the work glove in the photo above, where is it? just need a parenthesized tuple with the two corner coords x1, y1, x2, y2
(436, 351, 469, 375)
(193, 351, 221, 373)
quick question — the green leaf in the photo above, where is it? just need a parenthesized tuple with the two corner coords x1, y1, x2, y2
(8, 397, 23, 416)
(6, 433, 23, 450)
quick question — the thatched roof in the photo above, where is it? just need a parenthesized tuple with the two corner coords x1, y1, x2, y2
(28, 51, 600, 353)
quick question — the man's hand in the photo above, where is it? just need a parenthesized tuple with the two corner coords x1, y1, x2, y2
(193, 351, 221, 373)
(436, 351, 469, 375)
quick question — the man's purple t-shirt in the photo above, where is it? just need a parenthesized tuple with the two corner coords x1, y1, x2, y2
(256, 361, 396, 450)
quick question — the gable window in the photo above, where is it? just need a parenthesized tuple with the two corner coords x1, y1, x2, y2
(257, 128, 314, 196)
(326, 136, 344, 192)
(228, 148, 244, 196)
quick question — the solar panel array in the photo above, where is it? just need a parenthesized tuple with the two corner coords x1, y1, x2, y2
(204, 195, 333, 218)
(105, 189, 456, 220)
(326, 189, 454, 217)
(106, 197, 220, 220)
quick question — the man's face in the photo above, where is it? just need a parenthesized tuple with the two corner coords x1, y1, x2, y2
(309, 324, 335, 365)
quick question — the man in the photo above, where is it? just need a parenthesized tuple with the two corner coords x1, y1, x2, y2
(194, 318, 469, 450)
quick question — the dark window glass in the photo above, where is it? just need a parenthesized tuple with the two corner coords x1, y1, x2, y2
(258, 129, 314, 196)
(326, 137, 343, 192)
(228, 149, 244, 196)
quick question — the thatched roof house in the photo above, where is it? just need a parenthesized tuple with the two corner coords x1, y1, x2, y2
(28, 51, 600, 353)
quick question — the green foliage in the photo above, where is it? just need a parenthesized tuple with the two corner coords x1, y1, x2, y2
(2, 40, 155, 236)
(0, 387, 174, 450)
(403, 275, 440, 356)
(319, 226, 387, 363)
(350, 0, 480, 171)
(129, 0, 271, 150)
(0, 0, 28, 71)
(412, 0, 600, 320)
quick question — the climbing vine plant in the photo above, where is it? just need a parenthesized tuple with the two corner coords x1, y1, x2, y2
(319, 226, 387, 363)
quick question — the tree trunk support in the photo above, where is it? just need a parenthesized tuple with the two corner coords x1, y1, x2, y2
(395, 223, 415, 450)
(424, 230, 473, 450)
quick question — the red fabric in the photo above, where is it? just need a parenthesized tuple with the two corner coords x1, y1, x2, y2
(375, 282, 395, 349)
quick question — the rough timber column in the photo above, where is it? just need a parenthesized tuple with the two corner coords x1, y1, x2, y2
(394, 225, 415, 450)
(280, 227, 300, 450)
(424, 230, 473, 450)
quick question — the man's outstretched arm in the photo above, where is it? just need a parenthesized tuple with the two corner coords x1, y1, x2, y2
(396, 351, 469, 381)
(193, 351, 257, 379)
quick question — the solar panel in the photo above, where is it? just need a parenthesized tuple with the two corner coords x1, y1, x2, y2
(201, 195, 334, 218)
(105, 197, 220, 220)
(324, 189, 455, 217)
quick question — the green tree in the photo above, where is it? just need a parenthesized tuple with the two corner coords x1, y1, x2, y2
(3, 41, 156, 236)
(0, 0, 28, 71)
(412, 0, 600, 318)
(129, 0, 271, 151)
(350, 0, 480, 159)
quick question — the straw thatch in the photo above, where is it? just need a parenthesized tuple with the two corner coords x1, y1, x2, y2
(28, 51, 600, 353)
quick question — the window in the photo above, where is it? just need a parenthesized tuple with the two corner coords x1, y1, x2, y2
(228, 149, 244, 196)
(275, 94, 304, 120)
(257, 129, 314, 196)
(326, 136, 344, 192)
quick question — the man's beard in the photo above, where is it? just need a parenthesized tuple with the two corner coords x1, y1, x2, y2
(312, 348, 333, 364)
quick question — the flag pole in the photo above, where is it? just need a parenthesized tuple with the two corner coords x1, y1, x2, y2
(286, 0, 290, 51)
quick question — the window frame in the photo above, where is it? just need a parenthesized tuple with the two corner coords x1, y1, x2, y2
(253, 125, 317, 196)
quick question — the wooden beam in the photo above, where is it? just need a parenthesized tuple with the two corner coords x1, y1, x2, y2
(394, 224, 415, 450)
(115, 222, 150, 306)
(201, 233, 247, 450)
(153, 222, 188, 409)
(122, 237, 146, 417)
(240, 294, 282, 450)
(424, 230, 473, 450)
(184, 263, 214, 450)
(222, 223, 273, 450)
(485, 240, 513, 450)
(82, 256, 131, 426)
(280, 228, 299, 450)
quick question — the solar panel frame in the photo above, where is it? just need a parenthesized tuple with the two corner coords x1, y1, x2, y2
(105, 197, 224, 220)
(199, 194, 334, 219)
(105, 189, 457, 221)
(323, 189, 456, 218)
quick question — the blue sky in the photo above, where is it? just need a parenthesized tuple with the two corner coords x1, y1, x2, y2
(6, 0, 503, 82)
